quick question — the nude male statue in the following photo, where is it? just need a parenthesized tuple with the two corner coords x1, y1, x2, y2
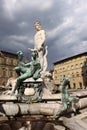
(29, 22, 48, 75)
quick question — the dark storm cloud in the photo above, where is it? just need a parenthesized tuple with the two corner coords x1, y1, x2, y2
(0, 0, 87, 69)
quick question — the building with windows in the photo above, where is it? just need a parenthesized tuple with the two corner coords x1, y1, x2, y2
(53, 52, 87, 89)
(0, 51, 18, 86)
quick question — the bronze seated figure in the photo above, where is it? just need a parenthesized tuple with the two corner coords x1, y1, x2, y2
(10, 50, 43, 103)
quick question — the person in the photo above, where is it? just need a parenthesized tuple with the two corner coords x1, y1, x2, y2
(10, 50, 41, 95)
(33, 22, 48, 73)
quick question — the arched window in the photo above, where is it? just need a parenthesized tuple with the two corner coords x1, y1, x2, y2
(2, 68, 6, 77)
(71, 65, 74, 69)
(76, 64, 78, 68)
(72, 73, 74, 78)
(10, 59, 13, 65)
(76, 72, 79, 77)
(2, 58, 6, 64)
(9, 71, 13, 77)
(80, 63, 83, 67)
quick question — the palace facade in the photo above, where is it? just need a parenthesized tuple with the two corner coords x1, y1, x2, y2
(0, 51, 18, 86)
(53, 52, 87, 89)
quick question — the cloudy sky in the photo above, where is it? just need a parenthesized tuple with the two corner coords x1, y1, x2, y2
(0, 0, 87, 69)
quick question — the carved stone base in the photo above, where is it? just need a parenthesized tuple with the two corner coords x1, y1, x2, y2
(17, 79, 43, 103)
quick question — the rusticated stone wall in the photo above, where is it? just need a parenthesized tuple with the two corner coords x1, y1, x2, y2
(0, 51, 18, 86)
